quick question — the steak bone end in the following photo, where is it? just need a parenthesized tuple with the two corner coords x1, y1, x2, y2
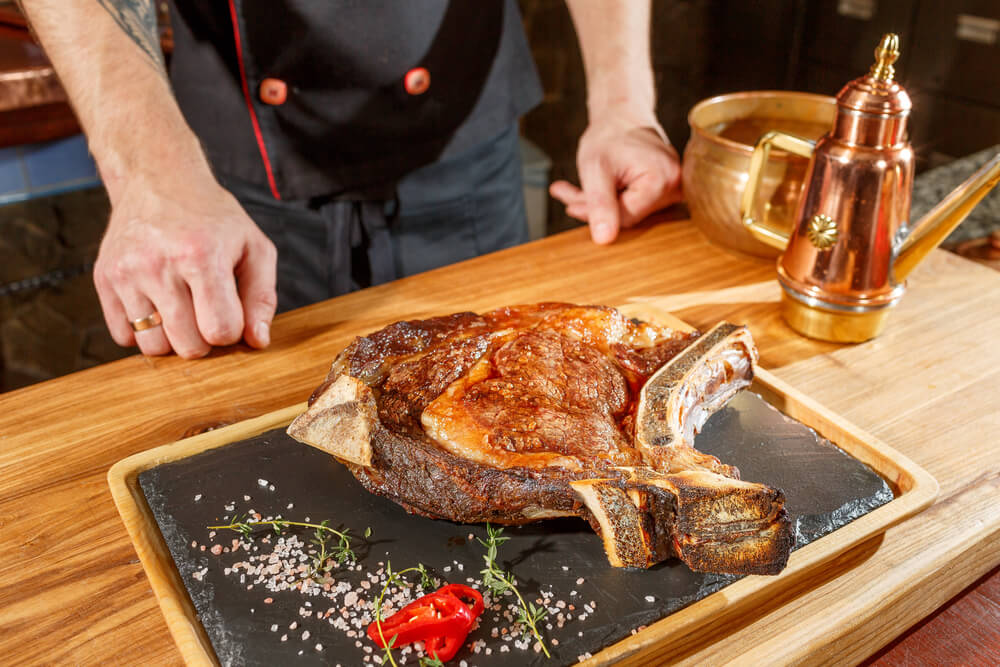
(287, 374, 376, 467)
(571, 468, 793, 574)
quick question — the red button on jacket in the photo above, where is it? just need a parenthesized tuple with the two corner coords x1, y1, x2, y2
(404, 67, 430, 95)
(259, 78, 288, 105)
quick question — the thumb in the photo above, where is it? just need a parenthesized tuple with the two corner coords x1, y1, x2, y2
(579, 159, 621, 245)
(237, 237, 278, 349)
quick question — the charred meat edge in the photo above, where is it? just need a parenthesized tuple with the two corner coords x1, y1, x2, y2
(287, 312, 792, 574)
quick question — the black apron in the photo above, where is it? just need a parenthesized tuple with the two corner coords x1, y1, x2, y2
(166, 0, 543, 200)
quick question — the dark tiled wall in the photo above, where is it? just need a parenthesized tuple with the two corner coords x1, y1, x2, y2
(518, 0, 799, 234)
(0, 189, 128, 391)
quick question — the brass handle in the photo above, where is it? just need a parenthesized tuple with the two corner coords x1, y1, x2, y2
(740, 131, 816, 250)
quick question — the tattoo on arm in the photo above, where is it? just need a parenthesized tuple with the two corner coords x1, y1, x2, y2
(96, 0, 165, 70)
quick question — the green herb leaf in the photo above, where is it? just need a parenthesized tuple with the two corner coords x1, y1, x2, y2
(478, 522, 550, 658)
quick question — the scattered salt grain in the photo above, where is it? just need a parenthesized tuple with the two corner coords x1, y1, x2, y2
(315, 644, 323, 652)
(244, 495, 251, 501)
(302, 630, 311, 641)
(576, 577, 584, 585)
(645, 595, 655, 603)
(258, 479, 269, 487)
(281, 634, 287, 642)
(194, 494, 202, 501)
(270, 624, 278, 632)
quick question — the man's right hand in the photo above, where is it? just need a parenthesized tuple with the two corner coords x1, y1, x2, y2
(93, 173, 278, 359)
(20, 0, 278, 359)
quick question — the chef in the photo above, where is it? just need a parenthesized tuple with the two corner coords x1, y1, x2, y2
(22, 1, 682, 358)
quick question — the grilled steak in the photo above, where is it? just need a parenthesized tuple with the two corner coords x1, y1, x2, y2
(288, 303, 793, 575)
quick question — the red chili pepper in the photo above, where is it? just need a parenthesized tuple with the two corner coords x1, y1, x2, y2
(434, 584, 485, 617)
(367, 584, 484, 662)
(424, 629, 466, 662)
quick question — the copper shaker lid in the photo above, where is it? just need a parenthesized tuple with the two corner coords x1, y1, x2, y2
(835, 33, 912, 116)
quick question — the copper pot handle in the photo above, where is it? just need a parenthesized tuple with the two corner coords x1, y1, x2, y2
(740, 131, 816, 250)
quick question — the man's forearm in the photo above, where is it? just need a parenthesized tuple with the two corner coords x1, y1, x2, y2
(94, 0, 165, 70)
(20, 0, 209, 202)
(565, 0, 656, 121)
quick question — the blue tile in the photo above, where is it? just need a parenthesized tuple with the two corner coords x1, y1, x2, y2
(0, 146, 27, 196)
(22, 134, 99, 189)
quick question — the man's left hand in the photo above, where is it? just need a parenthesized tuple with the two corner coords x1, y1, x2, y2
(550, 117, 682, 245)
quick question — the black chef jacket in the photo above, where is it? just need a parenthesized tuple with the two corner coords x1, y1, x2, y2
(167, 0, 543, 201)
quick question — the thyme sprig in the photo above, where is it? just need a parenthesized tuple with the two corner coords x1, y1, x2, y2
(207, 515, 370, 569)
(477, 523, 550, 658)
(372, 561, 436, 667)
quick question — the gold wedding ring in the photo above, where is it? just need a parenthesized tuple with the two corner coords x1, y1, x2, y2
(130, 311, 163, 332)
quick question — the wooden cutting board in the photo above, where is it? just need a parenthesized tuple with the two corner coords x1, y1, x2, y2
(107, 306, 938, 666)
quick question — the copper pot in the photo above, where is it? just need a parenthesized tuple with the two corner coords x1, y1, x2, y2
(682, 91, 836, 257)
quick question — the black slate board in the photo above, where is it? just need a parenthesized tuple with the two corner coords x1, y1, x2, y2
(139, 392, 893, 666)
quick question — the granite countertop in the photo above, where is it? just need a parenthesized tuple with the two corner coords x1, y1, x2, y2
(911, 145, 1000, 246)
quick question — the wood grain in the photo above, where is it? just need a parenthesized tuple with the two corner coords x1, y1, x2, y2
(2, 219, 999, 665)
(105, 307, 936, 666)
(865, 565, 1000, 667)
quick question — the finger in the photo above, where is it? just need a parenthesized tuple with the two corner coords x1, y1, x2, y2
(93, 262, 135, 347)
(187, 261, 245, 347)
(620, 171, 683, 228)
(619, 172, 670, 227)
(116, 284, 173, 357)
(549, 180, 585, 206)
(146, 276, 213, 358)
(578, 159, 620, 245)
(565, 204, 590, 222)
(237, 235, 278, 349)
(622, 181, 680, 227)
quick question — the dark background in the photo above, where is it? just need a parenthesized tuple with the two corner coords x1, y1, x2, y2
(519, 0, 1000, 233)
(2, 0, 998, 392)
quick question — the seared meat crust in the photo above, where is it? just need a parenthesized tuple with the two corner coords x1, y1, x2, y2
(289, 303, 793, 575)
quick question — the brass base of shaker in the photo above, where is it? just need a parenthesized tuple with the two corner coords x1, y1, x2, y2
(781, 293, 893, 343)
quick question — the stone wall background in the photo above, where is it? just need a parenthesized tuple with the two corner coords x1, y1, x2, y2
(0, 189, 127, 392)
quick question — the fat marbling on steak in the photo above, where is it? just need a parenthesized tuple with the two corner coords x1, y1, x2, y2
(287, 303, 793, 575)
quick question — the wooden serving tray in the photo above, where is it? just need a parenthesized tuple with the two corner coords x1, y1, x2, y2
(108, 306, 938, 666)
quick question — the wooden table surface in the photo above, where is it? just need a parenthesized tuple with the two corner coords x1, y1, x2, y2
(2, 218, 998, 665)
